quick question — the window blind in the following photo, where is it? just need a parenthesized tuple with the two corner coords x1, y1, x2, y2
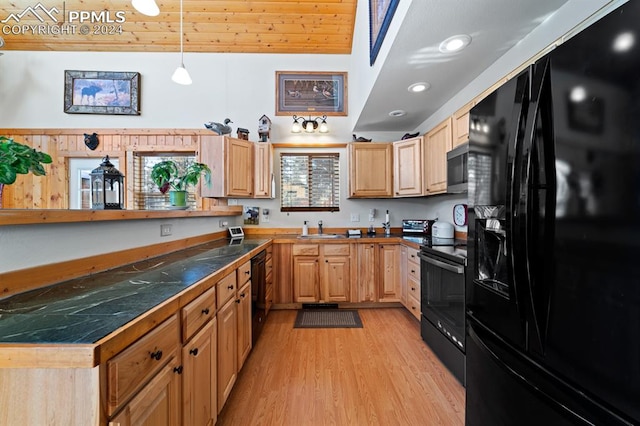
(132, 152, 197, 210)
(280, 153, 340, 212)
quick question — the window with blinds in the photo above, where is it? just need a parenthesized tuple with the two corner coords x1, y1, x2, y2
(132, 152, 197, 210)
(280, 153, 340, 212)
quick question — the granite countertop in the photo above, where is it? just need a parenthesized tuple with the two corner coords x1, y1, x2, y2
(0, 238, 269, 345)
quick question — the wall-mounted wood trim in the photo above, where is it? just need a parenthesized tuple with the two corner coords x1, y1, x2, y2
(0, 206, 243, 226)
(0, 129, 217, 136)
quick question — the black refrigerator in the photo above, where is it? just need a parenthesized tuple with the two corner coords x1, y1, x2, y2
(465, 2, 640, 425)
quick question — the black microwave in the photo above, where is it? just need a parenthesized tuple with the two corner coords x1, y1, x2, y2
(447, 143, 468, 193)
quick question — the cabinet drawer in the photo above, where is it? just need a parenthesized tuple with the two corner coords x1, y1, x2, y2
(322, 244, 350, 256)
(407, 247, 420, 264)
(265, 284, 273, 315)
(182, 286, 216, 342)
(407, 293, 421, 320)
(266, 244, 273, 259)
(107, 314, 180, 415)
(237, 260, 251, 285)
(217, 271, 237, 309)
(408, 261, 420, 282)
(293, 244, 319, 256)
(408, 276, 421, 301)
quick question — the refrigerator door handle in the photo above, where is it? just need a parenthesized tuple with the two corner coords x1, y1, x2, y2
(519, 56, 556, 353)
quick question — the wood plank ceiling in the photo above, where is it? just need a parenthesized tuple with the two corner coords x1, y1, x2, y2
(0, 0, 357, 53)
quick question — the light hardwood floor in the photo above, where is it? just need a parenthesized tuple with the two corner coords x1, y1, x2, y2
(217, 308, 465, 425)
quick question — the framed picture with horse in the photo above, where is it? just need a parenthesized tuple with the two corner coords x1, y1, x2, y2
(64, 70, 140, 115)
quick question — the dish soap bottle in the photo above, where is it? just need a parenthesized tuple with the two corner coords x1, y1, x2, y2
(302, 221, 309, 236)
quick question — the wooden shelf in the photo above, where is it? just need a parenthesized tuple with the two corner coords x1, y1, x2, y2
(0, 206, 244, 226)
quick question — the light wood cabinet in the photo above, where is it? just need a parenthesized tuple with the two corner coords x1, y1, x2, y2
(216, 294, 237, 413)
(200, 135, 254, 198)
(292, 243, 351, 303)
(182, 319, 217, 426)
(265, 245, 274, 315)
(107, 314, 181, 417)
(110, 354, 182, 426)
(424, 117, 452, 195)
(254, 142, 274, 198)
(355, 243, 377, 302)
(393, 136, 424, 197)
(181, 286, 217, 426)
(237, 280, 252, 370)
(348, 143, 393, 198)
(402, 246, 421, 320)
(378, 243, 402, 302)
(452, 101, 474, 148)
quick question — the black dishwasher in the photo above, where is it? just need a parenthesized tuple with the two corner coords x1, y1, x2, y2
(251, 250, 267, 345)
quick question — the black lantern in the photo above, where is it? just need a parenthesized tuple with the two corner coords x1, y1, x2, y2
(90, 156, 124, 209)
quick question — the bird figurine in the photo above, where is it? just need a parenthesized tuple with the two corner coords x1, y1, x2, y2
(204, 118, 233, 135)
(352, 134, 372, 142)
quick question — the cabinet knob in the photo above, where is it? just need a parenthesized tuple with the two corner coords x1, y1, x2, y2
(202, 308, 210, 315)
(173, 365, 183, 375)
(228, 285, 234, 290)
(189, 348, 199, 356)
(150, 350, 163, 361)
(411, 270, 415, 273)
(241, 292, 246, 298)
(236, 299, 241, 304)
(245, 270, 250, 275)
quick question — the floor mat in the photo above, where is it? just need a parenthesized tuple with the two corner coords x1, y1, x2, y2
(294, 309, 362, 328)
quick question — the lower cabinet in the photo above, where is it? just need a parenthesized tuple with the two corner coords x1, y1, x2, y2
(402, 246, 421, 320)
(378, 243, 402, 302)
(217, 283, 238, 413)
(292, 243, 351, 303)
(110, 354, 182, 426)
(237, 280, 252, 370)
(182, 319, 217, 426)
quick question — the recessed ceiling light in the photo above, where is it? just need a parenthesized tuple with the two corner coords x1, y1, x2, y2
(613, 31, 634, 52)
(389, 110, 406, 117)
(439, 34, 471, 53)
(408, 82, 430, 93)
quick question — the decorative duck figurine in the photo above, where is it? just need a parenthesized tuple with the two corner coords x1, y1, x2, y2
(352, 134, 372, 142)
(204, 118, 233, 135)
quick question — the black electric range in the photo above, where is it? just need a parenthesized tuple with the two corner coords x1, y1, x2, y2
(405, 235, 467, 265)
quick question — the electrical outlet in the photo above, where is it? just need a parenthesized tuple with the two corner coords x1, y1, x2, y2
(262, 214, 269, 223)
(219, 220, 229, 228)
(350, 213, 360, 222)
(160, 224, 172, 237)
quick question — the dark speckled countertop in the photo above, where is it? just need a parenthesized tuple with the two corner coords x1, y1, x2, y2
(0, 238, 269, 345)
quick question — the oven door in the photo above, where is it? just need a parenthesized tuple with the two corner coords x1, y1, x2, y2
(419, 251, 466, 351)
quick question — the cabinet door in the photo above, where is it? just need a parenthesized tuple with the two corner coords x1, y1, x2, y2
(424, 117, 452, 195)
(400, 245, 408, 306)
(182, 319, 217, 426)
(355, 243, 377, 302)
(254, 143, 273, 198)
(110, 355, 182, 426)
(273, 243, 293, 304)
(348, 143, 393, 198)
(452, 101, 474, 148)
(321, 256, 350, 302)
(217, 297, 237, 412)
(393, 137, 423, 196)
(379, 244, 401, 302)
(237, 281, 252, 370)
(293, 256, 319, 302)
(226, 138, 254, 197)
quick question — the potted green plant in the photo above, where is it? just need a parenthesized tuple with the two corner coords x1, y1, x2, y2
(0, 136, 53, 208)
(150, 160, 211, 207)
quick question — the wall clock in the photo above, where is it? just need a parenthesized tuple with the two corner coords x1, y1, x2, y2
(453, 204, 468, 226)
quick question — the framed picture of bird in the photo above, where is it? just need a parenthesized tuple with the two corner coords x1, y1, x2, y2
(275, 71, 347, 116)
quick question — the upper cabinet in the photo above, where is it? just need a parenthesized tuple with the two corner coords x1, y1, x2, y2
(348, 143, 393, 198)
(200, 136, 254, 198)
(452, 100, 475, 148)
(393, 136, 423, 197)
(424, 117, 452, 195)
(254, 143, 274, 199)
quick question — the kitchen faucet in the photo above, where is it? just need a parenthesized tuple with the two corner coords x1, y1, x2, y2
(318, 220, 323, 235)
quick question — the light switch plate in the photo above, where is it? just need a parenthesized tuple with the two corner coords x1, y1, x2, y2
(350, 213, 360, 222)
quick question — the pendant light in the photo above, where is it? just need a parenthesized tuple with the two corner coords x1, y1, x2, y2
(131, 0, 159, 16)
(171, 0, 192, 85)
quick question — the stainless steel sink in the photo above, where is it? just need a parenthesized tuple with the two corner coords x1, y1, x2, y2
(297, 234, 343, 239)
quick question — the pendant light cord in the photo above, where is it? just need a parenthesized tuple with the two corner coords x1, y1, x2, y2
(179, 0, 184, 66)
